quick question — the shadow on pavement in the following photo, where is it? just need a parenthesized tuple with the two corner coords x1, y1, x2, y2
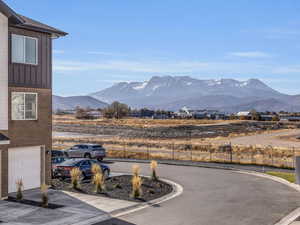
(94, 218, 136, 225)
(102, 160, 115, 164)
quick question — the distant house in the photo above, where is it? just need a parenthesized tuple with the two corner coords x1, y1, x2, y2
(55, 109, 76, 115)
(236, 111, 251, 120)
(129, 108, 155, 118)
(152, 114, 170, 119)
(176, 107, 227, 120)
(260, 114, 275, 121)
(279, 114, 300, 122)
(175, 107, 193, 119)
(86, 110, 102, 119)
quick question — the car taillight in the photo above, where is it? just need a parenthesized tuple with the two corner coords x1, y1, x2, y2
(58, 166, 73, 171)
(64, 167, 73, 171)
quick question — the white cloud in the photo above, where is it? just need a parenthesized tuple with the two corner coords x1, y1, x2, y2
(271, 65, 300, 74)
(263, 28, 300, 39)
(53, 49, 65, 54)
(53, 59, 300, 76)
(87, 51, 125, 56)
(228, 51, 272, 58)
(242, 28, 300, 40)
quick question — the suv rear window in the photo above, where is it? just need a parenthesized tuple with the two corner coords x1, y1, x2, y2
(52, 150, 64, 157)
(92, 145, 102, 149)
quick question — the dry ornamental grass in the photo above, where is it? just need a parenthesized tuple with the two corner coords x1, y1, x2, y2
(16, 179, 23, 201)
(150, 160, 159, 181)
(132, 164, 140, 177)
(131, 175, 143, 199)
(91, 164, 101, 175)
(70, 168, 82, 190)
(41, 184, 49, 208)
(92, 172, 105, 193)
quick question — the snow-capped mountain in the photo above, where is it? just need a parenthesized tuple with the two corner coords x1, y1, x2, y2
(90, 76, 298, 112)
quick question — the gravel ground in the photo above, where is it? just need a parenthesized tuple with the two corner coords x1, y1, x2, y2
(51, 175, 173, 202)
(54, 121, 296, 139)
(213, 128, 300, 148)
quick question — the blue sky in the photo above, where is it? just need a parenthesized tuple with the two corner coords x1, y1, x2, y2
(5, 0, 300, 96)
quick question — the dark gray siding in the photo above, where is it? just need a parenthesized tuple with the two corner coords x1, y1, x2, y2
(8, 27, 52, 89)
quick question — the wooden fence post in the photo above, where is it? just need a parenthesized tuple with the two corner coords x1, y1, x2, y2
(147, 143, 150, 160)
(172, 143, 175, 160)
(123, 140, 126, 158)
(229, 142, 233, 163)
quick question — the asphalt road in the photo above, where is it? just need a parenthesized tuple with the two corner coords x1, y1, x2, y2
(96, 161, 300, 225)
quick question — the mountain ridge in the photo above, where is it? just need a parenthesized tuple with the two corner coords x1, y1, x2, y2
(53, 95, 108, 112)
(89, 76, 298, 112)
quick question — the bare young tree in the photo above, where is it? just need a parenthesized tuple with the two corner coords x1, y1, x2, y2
(103, 101, 130, 119)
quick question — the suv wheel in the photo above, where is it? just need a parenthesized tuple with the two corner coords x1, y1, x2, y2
(103, 169, 109, 180)
(80, 172, 86, 181)
(84, 153, 92, 159)
(97, 157, 103, 161)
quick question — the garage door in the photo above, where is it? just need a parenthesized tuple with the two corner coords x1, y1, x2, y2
(8, 146, 41, 193)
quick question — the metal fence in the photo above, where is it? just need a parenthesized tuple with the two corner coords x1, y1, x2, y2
(53, 139, 297, 169)
(105, 143, 296, 169)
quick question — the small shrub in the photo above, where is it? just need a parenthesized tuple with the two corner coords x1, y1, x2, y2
(70, 168, 82, 190)
(16, 179, 23, 201)
(132, 164, 140, 177)
(148, 189, 155, 194)
(92, 172, 105, 193)
(131, 175, 142, 198)
(91, 164, 101, 176)
(41, 184, 49, 208)
(113, 183, 122, 189)
(150, 160, 159, 181)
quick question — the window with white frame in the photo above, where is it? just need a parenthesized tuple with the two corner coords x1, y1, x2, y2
(11, 34, 38, 65)
(12, 92, 38, 120)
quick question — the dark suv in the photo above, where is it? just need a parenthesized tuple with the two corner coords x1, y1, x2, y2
(56, 159, 110, 180)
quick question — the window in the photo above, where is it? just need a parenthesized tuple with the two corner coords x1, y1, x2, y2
(11, 34, 38, 65)
(12, 92, 37, 120)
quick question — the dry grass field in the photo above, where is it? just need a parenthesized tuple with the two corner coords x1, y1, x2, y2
(53, 115, 300, 168)
(53, 114, 228, 128)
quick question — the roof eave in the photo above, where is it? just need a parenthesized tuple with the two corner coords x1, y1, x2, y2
(0, 1, 24, 24)
(13, 24, 68, 38)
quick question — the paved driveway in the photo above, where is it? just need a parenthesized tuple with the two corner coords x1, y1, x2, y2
(96, 162, 300, 225)
(0, 189, 109, 225)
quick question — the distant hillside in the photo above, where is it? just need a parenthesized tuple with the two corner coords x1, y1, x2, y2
(53, 95, 108, 112)
(222, 98, 300, 112)
(89, 75, 300, 112)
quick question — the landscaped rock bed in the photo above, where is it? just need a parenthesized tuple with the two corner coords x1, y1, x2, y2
(51, 175, 173, 202)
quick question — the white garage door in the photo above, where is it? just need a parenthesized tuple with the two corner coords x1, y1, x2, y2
(8, 146, 41, 193)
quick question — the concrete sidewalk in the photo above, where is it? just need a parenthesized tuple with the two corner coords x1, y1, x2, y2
(63, 191, 136, 214)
